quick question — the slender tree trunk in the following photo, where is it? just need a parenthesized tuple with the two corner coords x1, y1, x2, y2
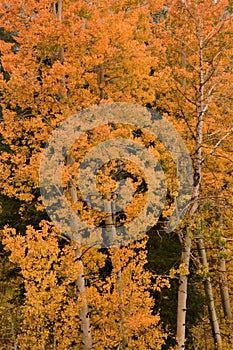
(176, 27, 204, 349)
(97, 64, 105, 101)
(67, 155, 93, 350)
(104, 198, 128, 349)
(52, 3, 92, 348)
(197, 237, 222, 349)
(42, 334, 46, 350)
(53, 335, 56, 350)
(52, 1, 62, 21)
(176, 144, 202, 348)
(219, 257, 232, 320)
(176, 43, 192, 348)
(182, 47, 186, 88)
(218, 214, 232, 321)
(174, 4, 232, 349)
(176, 228, 192, 349)
(74, 247, 93, 350)
(103, 199, 117, 247)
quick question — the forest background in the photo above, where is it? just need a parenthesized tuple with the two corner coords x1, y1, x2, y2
(0, 0, 233, 349)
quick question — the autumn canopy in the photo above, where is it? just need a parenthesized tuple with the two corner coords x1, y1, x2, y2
(0, 1, 233, 349)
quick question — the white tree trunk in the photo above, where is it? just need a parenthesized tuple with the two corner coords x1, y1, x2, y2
(219, 257, 232, 320)
(103, 200, 117, 246)
(51, 3, 92, 347)
(197, 237, 222, 349)
(104, 199, 128, 348)
(176, 229, 192, 349)
(176, 22, 204, 349)
(67, 155, 93, 350)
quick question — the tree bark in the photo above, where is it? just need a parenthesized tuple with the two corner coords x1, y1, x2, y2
(197, 237, 222, 349)
(176, 20, 204, 349)
(52, 3, 92, 347)
(166, 3, 233, 348)
(103, 199, 118, 247)
(103, 198, 128, 348)
(67, 155, 93, 350)
(218, 257, 232, 320)
(176, 228, 192, 349)
(176, 109, 202, 348)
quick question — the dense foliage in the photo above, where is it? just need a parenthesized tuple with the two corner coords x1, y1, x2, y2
(0, 1, 232, 349)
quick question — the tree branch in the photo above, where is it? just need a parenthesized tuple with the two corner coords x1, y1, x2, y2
(202, 128, 233, 163)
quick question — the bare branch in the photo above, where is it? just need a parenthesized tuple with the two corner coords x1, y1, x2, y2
(202, 128, 233, 163)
